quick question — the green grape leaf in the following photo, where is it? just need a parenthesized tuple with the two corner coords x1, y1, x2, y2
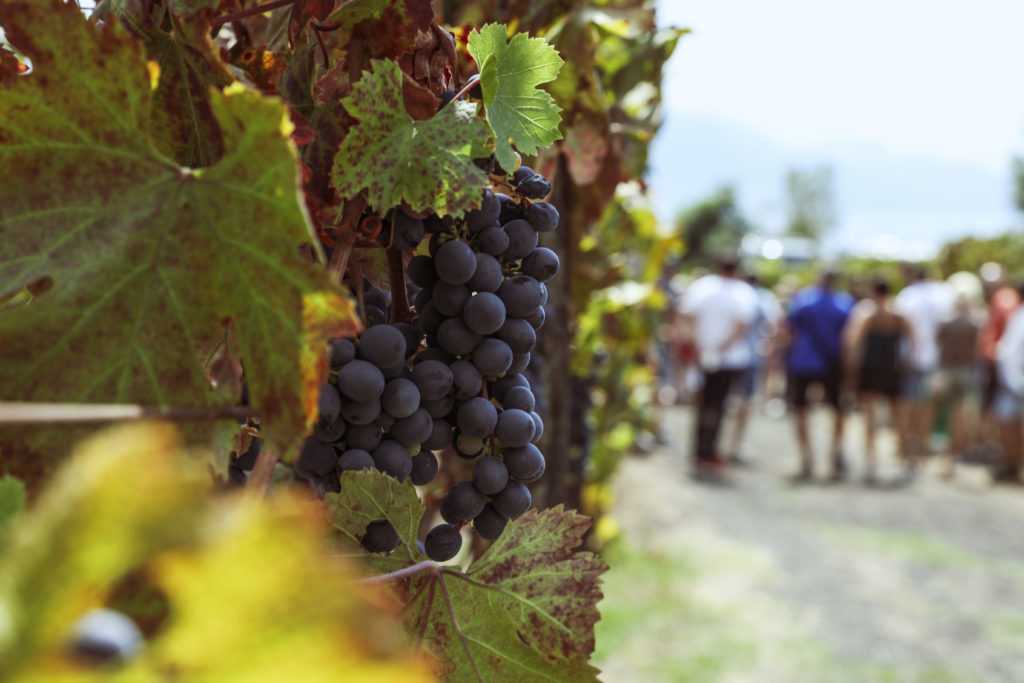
(0, 0, 358, 457)
(328, 471, 607, 681)
(331, 59, 491, 216)
(467, 23, 564, 173)
(0, 475, 26, 550)
(0, 423, 432, 681)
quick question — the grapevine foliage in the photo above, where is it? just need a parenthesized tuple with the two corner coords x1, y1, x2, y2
(329, 470, 606, 681)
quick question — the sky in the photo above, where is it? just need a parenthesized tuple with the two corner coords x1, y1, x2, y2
(650, 0, 1024, 259)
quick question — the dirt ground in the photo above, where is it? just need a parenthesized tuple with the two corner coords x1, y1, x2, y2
(594, 403, 1024, 682)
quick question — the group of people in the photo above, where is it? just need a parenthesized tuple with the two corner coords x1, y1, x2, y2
(670, 254, 1024, 485)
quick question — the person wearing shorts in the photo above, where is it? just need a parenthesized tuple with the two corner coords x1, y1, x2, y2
(785, 270, 854, 481)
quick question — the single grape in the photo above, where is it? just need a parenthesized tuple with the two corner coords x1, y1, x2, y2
(424, 523, 463, 561)
(382, 377, 421, 419)
(432, 281, 471, 317)
(516, 173, 552, 199)
(372, 440, 414, 480)
(473, 455, 509, 495)
(521, 247, 559, 282)
(312, 413, 347, 443)
(450, 359, 483, 401)
(501, 219, 538, 260)
(415, 301, 444, 335)
(476, 225, 510, 256)
(410, 449, 439, 485)
(361, 520, 400, 553)
(467, 252, 503, 293)
(466, 189, 501, 232)
(413, 285, 433, 312)
(495, 408, 535, 447)
(530, 411, 544, 443)
(489, 373, 530, 403)
(437, 317, 482, 356)
(415, 347, 454, 366)
(408, 254, 438, 288)
(455, 432, 484, 459)
(506, 353, 531, 376)
(434, 240, 477, 285)
(512, 165, 534, 185)
(463, 292, 507, 335)
(492, 479, 532, 519)
(330, 338, 356, 368)
(68, 608, 144, 664)
(471, 338, 513, 377)
(340, 396, 382, 426)
(525, 305, 546, 330)
(473, 503, 509, 542)
(502, 443, 545, 482)
(442, 480, 487, 521)
(336, 359, 386, 402)
(338, 448, 375, 471)
(421, 394, 456, 418)
(317, 382, 342, 425)
(357, 324, 407, 369)
(496, 193, 522, 224)
(496, 317, 536, 355)
(411, 360, 453, 401)
(497, 275, 544, 317)
(502, 385, 536, 412)
(344, 423, 382, 451)
(525, 201, 559, 233)
(296, 439, 338, 478)
(423, 418, 453, 450)
(380, 359, 407, 380)
(391, 407, 434, 447)
(362, 305, 387, 326)
(457, 397, 498, 439)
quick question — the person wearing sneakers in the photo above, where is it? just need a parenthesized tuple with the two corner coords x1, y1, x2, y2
(678, 254, 759, 479)
(784, 269, 854, 481)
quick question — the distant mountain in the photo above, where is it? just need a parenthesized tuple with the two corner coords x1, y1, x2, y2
(647, 112, 1019, 258)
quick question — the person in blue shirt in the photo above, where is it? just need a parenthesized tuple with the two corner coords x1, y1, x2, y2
(785, 270, 854, 481)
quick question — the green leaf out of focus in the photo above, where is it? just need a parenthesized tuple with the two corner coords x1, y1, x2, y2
(0, 475, 26, 549)
(0, 422, 433, 681)
(0, 0, 358, 458)
(328, 470, 607, 681)
(331, 59, 492, 217)
(467, 23, 564, 173)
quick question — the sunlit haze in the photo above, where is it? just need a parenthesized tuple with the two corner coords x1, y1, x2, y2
(651, 0, 1024, 259)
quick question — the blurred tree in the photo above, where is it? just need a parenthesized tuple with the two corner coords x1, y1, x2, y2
(676, 186, 748, 266)
(936, 232, 1024, 282)
(784, 165, 836, 244)
(1012, 156, 1024, 215)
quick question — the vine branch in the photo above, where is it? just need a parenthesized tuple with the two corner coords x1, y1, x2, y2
(0, 402, 256, 424)
(359, 560, 438, 584)
(244, 442, 279, 496)
(211, 0, 296, 28)
(387, 244, 412, 324)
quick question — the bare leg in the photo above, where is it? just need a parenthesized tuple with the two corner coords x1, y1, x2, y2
(996, 418, 1023, 482)
(793, 406, 813, 478)
(862, 393, 877, 479)
(727, 398, 750, 460)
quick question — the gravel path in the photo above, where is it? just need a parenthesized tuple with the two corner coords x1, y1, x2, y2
(595, 403, 1024, 682)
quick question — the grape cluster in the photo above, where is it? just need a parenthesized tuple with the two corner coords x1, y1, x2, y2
(230, 167, 559, 564)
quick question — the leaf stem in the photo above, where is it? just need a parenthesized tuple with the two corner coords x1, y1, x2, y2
(210, 0, 296, 28)
(0, 402, 256, 424)
(360, 560, 438, 585)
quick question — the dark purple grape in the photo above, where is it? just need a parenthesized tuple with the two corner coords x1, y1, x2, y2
(467, 252, 503, 293)
(296, 439, 338, 478)
(414, 347, 454, 366)
(457, 397, 498, 439)
(393, 322, 423, 358)
(380, 360, 407, 380)
(337, 360, 385, 402)
(424, 523, 462, 561)
(525, 201, 559, 233)
(490, 373, 529, 403)
(525, 305, 546, 330)
(492, 480, 531, 519)
(340, 396, 381, 426)
(512, 165, 534, 185)
(362, 305, 387, 326)
(474, 504, 509, 541)
(502, 385, 536, 412)
(496, 193, 522, 224)
(497, 275, 544, 317)
(437, 317, 482, 356)
(495, 408, 535, 447)
(521, 247, 559, 282)
(434, 240, 477, 285)
(382, 378, 421, 419)
(503, 443, 545, 482)
(530, 411, 544, 443)
(235, 437, 261, 471)
(375, 411, 396, 429)
(465, 189, 501, 233)
(338, 448, 375, 471)
(476, 225, 510, 256)
(408, 254, 438, 288)
(410, 449, 439, 485)
(344, 423, 382, 451)
(411, 360, 453, 401)
(442, 481, 487, 521)
(330, 338, 356, 368)
(501, 219, 538, 260)
(391, 407, 433, 447)
(422, 394, 456, 418)
(506, 353, 531, 376)
(496, 317, 536, 355)
(313, 413, 347, 443)
(471, 338, 513, 377)
(455, 432, 484, 459)
(415, 301, 444, 335)
(432, 281, 470, 317)
(372, 440, 413, 480)
(463, 292, 507, 335)
(516, 173, 551, 199)
(473, 455, 509, 495)
(423, 418, 453, 450)
(450, 360, 483, 401)
(362, 520, 400, 553)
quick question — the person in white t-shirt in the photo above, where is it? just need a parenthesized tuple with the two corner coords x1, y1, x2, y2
(992, 283, 1024, 483)
(678, 255, 759, 478)
(894, 266, 954, 460)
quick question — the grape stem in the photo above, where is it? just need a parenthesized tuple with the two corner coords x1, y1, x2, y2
(387, 245, 413, 323)
(210, 0, 296, 28)
(360, 560, 439, 584)
(0, 402, 256, 424)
